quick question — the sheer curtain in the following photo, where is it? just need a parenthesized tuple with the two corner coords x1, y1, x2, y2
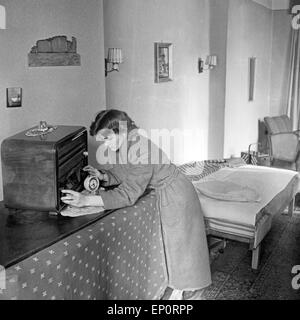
(287, 29, 300, 131)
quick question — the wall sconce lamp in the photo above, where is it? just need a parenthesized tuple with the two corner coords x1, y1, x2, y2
(198, 55, 217, 73)
(0, 5, 6, 29)
(105, 48, 123, 77)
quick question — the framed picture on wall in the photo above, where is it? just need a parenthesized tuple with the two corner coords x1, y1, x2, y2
(248, 57, 256, 102)
(154, 42, 173, 83)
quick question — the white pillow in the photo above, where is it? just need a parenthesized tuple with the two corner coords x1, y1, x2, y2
(195, 180, 261, 202)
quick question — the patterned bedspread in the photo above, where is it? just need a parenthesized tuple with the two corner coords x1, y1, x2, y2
(177, 159, 233, 181)
(0, 191, 168, 300)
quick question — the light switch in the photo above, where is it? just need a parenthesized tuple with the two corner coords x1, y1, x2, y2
(7, 87, 22, 108)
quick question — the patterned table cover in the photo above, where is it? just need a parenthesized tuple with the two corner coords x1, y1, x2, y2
(0, 191, 168, 300)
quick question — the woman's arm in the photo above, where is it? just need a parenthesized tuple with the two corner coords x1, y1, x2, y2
(64, 144, 154, 209)
(61, 163, 153, 210)
(98, 137, 157, 210)
(97, 163, 153, 210)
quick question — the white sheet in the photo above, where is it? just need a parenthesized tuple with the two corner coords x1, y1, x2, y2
(193, 165, 299, 226)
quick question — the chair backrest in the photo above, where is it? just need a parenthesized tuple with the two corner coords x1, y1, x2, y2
(264, 115, 292, 134)
(270, 132, 299, 162)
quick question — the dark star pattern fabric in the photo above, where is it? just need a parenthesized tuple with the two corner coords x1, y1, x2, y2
(0, 192, 168, 300)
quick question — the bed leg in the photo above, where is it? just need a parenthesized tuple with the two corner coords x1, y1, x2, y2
(287, 197, 295, 217)
(251, 244, 261, 270)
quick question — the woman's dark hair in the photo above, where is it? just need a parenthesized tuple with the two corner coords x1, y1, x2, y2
(89, 109, 138, 136)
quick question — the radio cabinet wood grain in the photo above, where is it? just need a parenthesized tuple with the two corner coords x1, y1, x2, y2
(1, 126, 88, 212)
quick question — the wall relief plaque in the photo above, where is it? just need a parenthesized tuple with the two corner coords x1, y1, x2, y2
(28, 36, 81, 67)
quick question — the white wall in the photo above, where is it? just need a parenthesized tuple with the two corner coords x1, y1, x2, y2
(269, 10, 292, 116)
(104, 0, 287, 162)
(0, 0, 106, 200)
(208, 0, 229, 159)
(224, 0, 273, 157)
(104, 0, 214, 164)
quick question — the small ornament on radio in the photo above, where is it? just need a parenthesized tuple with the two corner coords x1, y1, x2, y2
(25, 121, 58, 137)
(84, 175, 100, 193)
(39, 120, 48, 132)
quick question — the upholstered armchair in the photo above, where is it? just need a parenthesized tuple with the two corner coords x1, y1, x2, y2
(264, 115, 300, 171)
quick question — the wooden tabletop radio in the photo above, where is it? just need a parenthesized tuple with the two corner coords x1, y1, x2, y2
(1, 125, 88, 212)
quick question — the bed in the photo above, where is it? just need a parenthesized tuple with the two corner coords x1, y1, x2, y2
(178, 159, 300, 269)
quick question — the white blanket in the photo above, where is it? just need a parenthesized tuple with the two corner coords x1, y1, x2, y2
(193, 165, 299, 226)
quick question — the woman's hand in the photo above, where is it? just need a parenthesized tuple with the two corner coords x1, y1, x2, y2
(83, 165, 104, 180)
(61, 190, 89, 208)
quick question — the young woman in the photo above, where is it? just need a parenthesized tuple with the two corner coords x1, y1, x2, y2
(61, 109, 211, 299)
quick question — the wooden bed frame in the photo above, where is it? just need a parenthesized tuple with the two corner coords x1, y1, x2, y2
(206, 196, 295, 270)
